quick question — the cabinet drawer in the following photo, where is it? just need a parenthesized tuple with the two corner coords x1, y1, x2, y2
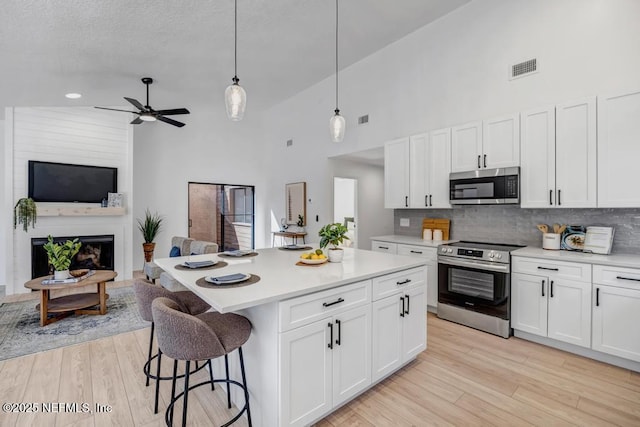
(512, 257, 591, 282)
(593, 265, 640, 290)
(371, 241, 398, 254)
(397, 244, 437, 262)
(372, 267, 426, 301)
(279, 280, 371, 332)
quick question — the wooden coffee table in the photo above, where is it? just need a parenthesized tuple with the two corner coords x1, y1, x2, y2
(24, 270, 118, 326)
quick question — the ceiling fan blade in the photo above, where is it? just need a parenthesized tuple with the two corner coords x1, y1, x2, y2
(94, 106, 139, 113)
(156, 115, 186, 127)
(154, 108, 190, 116)
(131, 117, 143, 125)
(124, 97, 145, 110)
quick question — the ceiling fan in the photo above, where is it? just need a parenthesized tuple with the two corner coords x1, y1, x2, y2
(95, 77, 190, 127)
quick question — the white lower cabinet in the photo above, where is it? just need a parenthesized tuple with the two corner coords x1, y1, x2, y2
(512, 257, 592, 348)
(371, 269, 426, 382)
(592, 265, 640, 362)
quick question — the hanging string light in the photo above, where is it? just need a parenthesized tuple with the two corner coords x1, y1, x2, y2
(329, 0, 345, 142)
(225, 0, 247, 121)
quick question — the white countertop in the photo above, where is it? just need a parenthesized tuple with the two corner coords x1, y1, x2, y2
(513, 246, 640, 269)
(371, 234, 457, 248)
(153, 247, 426, 313)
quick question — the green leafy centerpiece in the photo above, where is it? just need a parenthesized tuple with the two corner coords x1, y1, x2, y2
(319, 222, 350, 262)
(42, 235, 82, 279)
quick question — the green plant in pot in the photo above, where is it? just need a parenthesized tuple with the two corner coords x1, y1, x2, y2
(137, 209, 163, 262)
(14, 197, 37, 232)
(42, 235, 82, 279)
(319, 222, 350, 262)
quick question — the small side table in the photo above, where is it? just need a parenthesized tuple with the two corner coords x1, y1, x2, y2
(24, 270, 117, 327)
(271, 231, 307, 247)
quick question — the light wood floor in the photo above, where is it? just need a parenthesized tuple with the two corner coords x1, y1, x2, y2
(1, 283, 639, 426)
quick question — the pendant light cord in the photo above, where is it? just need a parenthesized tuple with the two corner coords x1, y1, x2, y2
(335, 0, 339, 112)
(234, 0, 238, 80)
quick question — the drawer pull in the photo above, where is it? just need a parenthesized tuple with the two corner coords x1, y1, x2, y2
(537, 266, 559, 271)
(322, 298, 345, 308)
(379, 246, 389, 250)
(616, 276, 640, 282)
(396, 279, 412, 285)
(400, 296, 405, 317)
(410, 250, 423, 254)
(328, 322, 333, 349)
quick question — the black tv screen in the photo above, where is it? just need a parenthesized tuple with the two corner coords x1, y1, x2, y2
(28, 161, 118, 203)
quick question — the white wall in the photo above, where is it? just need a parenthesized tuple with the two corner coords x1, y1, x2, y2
(4, 107, 133, 294)
(0, 119, 6, 289)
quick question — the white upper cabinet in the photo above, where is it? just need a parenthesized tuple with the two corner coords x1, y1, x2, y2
(555, 97, 597, 208)
(598, 90, 640, 207)
(451, 115, 520, 173)
(384, 137, 410, 208)
(483, 114, 520, 169)
(521, 97, 597, 208)
(409, 129, 451, 208)
(521, 106, 556, 208)
(451, 121, 483, 172)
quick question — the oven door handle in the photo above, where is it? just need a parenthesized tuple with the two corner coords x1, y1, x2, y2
(438, 256, 510, 273)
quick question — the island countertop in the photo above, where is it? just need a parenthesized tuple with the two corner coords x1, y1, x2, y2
(153, 247, 427, 313)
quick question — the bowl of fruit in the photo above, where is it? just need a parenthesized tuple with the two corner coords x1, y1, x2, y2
(299, 249, 328, 265)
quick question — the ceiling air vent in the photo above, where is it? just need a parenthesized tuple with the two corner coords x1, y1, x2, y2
(510, 58, 538, 80)
(358, 114, 369, 125)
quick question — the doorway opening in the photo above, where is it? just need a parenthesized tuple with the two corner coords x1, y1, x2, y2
(333, 177, 357, 248)
(188, 182, 255, 251)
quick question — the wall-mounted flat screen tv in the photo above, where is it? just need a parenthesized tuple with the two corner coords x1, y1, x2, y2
(28, 160, 118, 203)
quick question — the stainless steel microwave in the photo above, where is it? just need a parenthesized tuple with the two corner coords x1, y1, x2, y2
(449, 167, 520, 205)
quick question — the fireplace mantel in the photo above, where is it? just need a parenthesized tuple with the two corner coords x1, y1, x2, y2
(37, 206, 126, 217)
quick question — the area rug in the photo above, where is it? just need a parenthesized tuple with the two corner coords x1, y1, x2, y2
(0, 286, 148, 361)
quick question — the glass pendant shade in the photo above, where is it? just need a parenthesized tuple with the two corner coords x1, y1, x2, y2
(330, 109, 345, 143)
(225, 78, 246, 121)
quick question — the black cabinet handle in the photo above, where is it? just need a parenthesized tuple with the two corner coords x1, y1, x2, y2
(429, 194, 432, 206)
(596, 287, 600, 307)
(541, 279, 545, 297)
(483, 154, 487, 168)
(396, 279, 412, 285)
(379, 246, 389, 250)
(410, 250, 423, 254)
(405, 294, 410, 315)
(405, 196, 408, 207)
(477, 155, 481, 169)
(425, 195, 428, 207)
(323, 297, 345, 308)
(549, 189, 553, 205)
(616, 276, 640, 282)
(558, 189, 561, 206)
(550, 280, 554, 298)
(537, 266, 559, 271)
(400, 296, 405, 317)
(335, 319, 341, 346)
(328, 322, 333, 349)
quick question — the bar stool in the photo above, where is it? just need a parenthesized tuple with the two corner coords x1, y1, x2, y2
(133, 279, 212, 414)
(151, 297, 252, 427)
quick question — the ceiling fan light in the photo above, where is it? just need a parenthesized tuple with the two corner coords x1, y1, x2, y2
(139, 114, 156, 122)
(225, 79, 247, 121)
(330, 109, 345, 143)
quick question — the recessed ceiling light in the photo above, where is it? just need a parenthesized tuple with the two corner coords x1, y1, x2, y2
(65, 93, 82, 99)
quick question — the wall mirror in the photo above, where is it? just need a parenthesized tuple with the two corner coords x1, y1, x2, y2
(285, 182, 306, 226)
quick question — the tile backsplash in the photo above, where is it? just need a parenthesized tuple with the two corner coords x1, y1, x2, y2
(394, 206, 640, 255)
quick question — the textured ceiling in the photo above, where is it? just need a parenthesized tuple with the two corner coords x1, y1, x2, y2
(0, 0, 470, 112)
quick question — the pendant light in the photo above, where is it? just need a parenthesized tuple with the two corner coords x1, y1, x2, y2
(329, 0, 345, 142)
(225, 0, 247, 121)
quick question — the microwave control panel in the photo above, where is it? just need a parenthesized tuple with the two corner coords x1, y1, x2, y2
(505, 175, 518, 197)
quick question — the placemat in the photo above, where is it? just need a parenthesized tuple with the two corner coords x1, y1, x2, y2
(174, 261, 228, 271)
(217, 252, 259, 259)
(195, 274, 260, 289)
(295, 261, 328, 267)
(278, 246, 312, 251)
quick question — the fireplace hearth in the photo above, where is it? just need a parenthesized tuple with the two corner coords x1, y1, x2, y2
(31, 234, 115, 278)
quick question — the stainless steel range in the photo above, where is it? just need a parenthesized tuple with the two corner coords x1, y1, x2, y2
(437, 241, 524, 338)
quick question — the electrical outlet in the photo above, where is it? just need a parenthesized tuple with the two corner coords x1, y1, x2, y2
(400, 218, 410, 227)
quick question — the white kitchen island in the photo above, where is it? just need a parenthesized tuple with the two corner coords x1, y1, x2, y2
(154, 247, 427, 427)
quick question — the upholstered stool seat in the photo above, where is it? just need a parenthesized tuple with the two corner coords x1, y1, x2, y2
(133, 279, 211, 414)
(152, 297, 252, 427)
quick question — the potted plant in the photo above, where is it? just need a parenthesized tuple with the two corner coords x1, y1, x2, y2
(295, 214, 305, 231)
(42, 235, 82, 279)
(137, 209, 163, 262)
(319, 222, 350, 262)
(14, 197, 37, 232)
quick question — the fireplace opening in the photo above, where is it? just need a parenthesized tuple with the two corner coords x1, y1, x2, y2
(31, 234, 115, 278)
